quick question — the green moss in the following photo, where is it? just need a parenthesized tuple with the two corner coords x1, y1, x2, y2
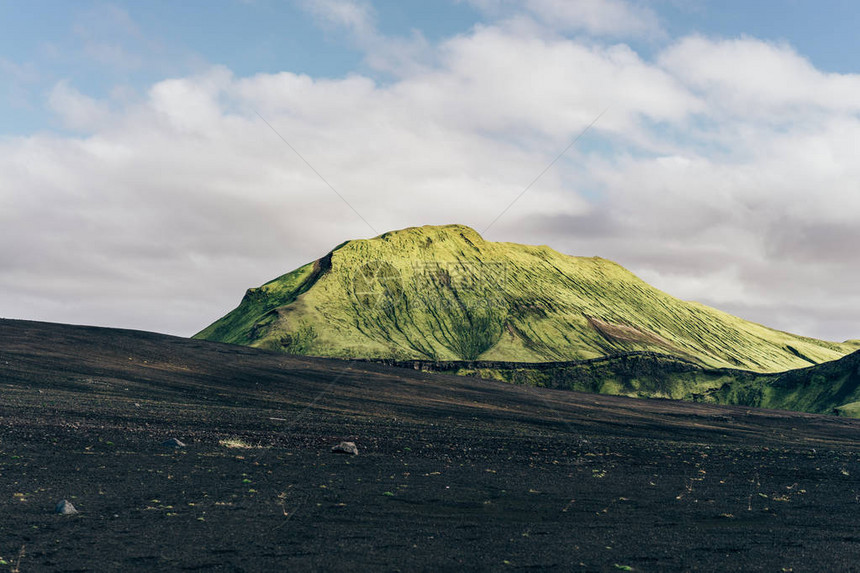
(440, 350, 860, 417)
(834, 401, 860, 418)
(195, 224, 855, 372)
(195, 260, 321, 346)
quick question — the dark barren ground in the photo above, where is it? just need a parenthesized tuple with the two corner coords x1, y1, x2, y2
(2, 320, 860, 572)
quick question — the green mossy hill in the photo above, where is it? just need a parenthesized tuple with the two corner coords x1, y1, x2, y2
(755, 350, 860, 416)
(407, 350, 860, 418)
(368, 353, 751, 402)
(195, 224, 854, 371)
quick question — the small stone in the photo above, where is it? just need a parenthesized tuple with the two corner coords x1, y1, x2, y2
(56, 500, 78, 515)
(331, 441, 359, 455)
(162, 438, 186, 448)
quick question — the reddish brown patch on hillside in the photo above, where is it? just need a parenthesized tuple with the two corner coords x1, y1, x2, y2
(586, 316, 686, 354)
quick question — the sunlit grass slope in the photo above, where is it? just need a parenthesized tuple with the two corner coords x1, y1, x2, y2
(195, 224, 853, 372)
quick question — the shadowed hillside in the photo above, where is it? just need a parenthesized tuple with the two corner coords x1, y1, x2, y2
(196, 224, 853, 372)
(379, 350, 860, 418)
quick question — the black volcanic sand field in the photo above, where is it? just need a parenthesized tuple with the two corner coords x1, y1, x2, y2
(2, 320, 860, 572)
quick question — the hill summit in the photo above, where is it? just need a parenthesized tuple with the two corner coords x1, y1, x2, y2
(195, 224, 853, 371)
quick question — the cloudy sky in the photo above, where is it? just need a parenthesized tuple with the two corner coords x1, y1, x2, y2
(1, 0, 859, 342)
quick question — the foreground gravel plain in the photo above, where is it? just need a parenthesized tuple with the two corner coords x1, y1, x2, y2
(1, 319, 860, 572)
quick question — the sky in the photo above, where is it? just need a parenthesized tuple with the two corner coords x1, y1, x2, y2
(1, 0, 859, 342)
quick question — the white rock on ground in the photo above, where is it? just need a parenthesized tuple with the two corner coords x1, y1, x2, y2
(331, 441, 359, 455)
(55, 500, 78, 515)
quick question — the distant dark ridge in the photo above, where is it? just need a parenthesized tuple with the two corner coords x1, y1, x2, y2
(358, 350, 740, 373)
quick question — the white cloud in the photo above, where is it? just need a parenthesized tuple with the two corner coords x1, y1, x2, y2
(0, 57, 39, 83)
(1, 7, 860, 343)
(0, 58, 41, 112)
(464, 0, 663, 38)
(72, 4, 146, 70)
(47, 81, 113, 131)
(660, 36, 860, 119)
(394, 26, 700, 148)
(298, 0, 376, 39)
(295, 0, 432, 76)
(526, 0, 662, 37)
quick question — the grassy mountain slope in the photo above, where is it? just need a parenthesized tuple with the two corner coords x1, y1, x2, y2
(410, 350, 860, 418)
(195, 224, 853, 371)
(368, 353, 751, 403)
(741, 350, 860, 416)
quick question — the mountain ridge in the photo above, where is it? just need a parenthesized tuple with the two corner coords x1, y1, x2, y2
(365, 345, 860, 418)
(195, 224, 854, 372)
